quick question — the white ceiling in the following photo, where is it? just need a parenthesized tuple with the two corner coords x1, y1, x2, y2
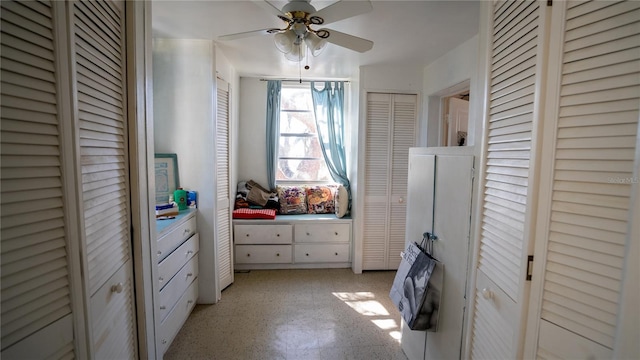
(152, 0, 480, 79)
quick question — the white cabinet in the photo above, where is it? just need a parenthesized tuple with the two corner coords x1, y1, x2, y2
(156, 210, 199, 356)
(233, 216, 352, 269)
(360, 93, 417, 270)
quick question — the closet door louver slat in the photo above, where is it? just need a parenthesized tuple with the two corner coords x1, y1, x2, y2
(536, 0, 640, 354)
(471, 1, 541, 358)
(217, 80, 233, 290)
(0, 0, 75, 357)
(72, 0, 136, 358)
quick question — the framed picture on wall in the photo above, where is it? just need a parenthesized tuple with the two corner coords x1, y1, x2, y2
(155, 153, 180, 204)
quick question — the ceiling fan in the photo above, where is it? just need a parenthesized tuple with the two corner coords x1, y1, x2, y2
(218, 0, 374, 62)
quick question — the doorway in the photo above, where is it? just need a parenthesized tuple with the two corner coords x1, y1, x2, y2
(441, 91, 470, 147)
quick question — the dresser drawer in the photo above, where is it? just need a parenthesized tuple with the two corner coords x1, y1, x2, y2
(158, 234, 199, 290)
(158, 257, 199, 322)
(235, 245, 292, 264)
(158, 280, 198, 355)
(294, 243, 350, 263)
(234, 224, 292, 244)
(294, 223, 350, 243)
(158, 216, 197, 262)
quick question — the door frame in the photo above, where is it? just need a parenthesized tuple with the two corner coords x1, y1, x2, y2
(126, 1, 156, 359)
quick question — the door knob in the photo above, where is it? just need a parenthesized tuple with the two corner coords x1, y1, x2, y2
(111, 283, 124, 293)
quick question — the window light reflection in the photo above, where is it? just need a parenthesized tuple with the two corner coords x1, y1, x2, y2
(332, 292, 401, 343)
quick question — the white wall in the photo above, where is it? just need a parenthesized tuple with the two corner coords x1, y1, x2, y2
(237, 77, 269, 188)
(423, 35, 479, 147)
(152, 38, 217, 303)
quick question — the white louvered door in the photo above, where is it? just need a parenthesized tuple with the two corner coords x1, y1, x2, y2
(470, 0, 545, 358)
(362, 93, 417, 270)
(527, 1, 640, 358)
(216, 78, 233, 291)
(0, 1, 77, 358)
(71, 0, 137, 358)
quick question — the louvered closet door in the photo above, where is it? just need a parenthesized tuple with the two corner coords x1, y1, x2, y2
(71, 1, 137, 358)
(388, 94, 417, 269)
(0, 1, 76, 358)
(470, 1, 544, 358)
(530, 1, 640, 358)
(362, 93, 416, 270)
(216, 78, 233, 291)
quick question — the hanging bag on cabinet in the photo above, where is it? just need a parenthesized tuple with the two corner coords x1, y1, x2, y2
(390, 234, 444, 331)
(390, 241, 436, 330)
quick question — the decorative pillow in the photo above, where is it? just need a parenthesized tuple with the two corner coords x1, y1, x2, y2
(334, 185, 349, 218)
(306, 185, 335, 214)
(277, 185, 307, 214)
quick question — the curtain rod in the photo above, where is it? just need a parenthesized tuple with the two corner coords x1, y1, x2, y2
(259, 78, 350, 84)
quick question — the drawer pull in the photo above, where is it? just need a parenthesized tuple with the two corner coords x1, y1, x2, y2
(276, 233, 280, 237)
(186, 273, 194, 280)
(276, 253, 280, 256)
(186, 250, 194, 256)
(188, 300, 194, 304)
(110, 282, 124, 294)
(162, 339, 167, 345)
(306, 232, 310, 236)
(306, 253, 309, 256)
(247, 253, 251, 257)
(335, 252, 338, 256)
(335, 232, 338, 235)
(159, 277, 164, 282)
(246, 234, 250, 237)
(160, 305, 166, 310)
(157, 251, 162, 257)
(183, 228, 190, 235)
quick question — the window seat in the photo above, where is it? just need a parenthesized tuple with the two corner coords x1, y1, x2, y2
(233, 214, 352, 270)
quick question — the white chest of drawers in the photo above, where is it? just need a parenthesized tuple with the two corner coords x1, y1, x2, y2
(155, 209, 198, 355)
(233, 214, 352, 269)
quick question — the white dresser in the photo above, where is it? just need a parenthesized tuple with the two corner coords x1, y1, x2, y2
(234, 214, 352, 269)
(155, 209, 199, 355)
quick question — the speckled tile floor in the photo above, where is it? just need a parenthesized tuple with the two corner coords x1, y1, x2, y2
(164, 269, 409, 360)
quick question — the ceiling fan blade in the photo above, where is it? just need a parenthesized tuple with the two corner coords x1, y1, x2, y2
(251, 0, 288, 19)
(311, 0, 372, 25)
(319, 28, 373, 53)
(218, 28, 279, 41)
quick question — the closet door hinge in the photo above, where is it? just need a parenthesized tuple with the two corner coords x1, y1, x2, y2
(471, 166, 475, 181)
(526, 255, 534, 281)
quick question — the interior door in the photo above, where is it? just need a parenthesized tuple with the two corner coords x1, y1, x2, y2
(469, 1, 544, 358)
(362, 93, 416, 270)
(0, 1, 77, 357)
(216, 78, 233, 291)
(526, 1, 640, 358)
(402, 150, 474, 360)
(71, 0, 137, 357)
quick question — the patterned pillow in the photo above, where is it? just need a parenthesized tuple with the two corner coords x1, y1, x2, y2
(306, 186, 336, 214)
(277, 185, 307, 214)
(335, 185, 349, 218)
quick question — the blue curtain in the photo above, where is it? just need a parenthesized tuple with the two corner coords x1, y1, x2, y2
(265, 80, 281, 190)
(310, 81, 351, 193)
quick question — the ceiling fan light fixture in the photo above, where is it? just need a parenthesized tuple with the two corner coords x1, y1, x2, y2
(305, 32, 327, 57)
(284, 41, 306, 62)
(274, 31, 296, 54)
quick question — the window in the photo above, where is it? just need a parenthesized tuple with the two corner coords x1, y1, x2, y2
(277, 84, 330, 182)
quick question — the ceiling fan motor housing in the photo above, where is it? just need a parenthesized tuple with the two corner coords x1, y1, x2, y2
(282, 0, 316, 16)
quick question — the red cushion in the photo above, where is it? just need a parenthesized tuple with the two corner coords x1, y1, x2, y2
(232, 208, 277, 219)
